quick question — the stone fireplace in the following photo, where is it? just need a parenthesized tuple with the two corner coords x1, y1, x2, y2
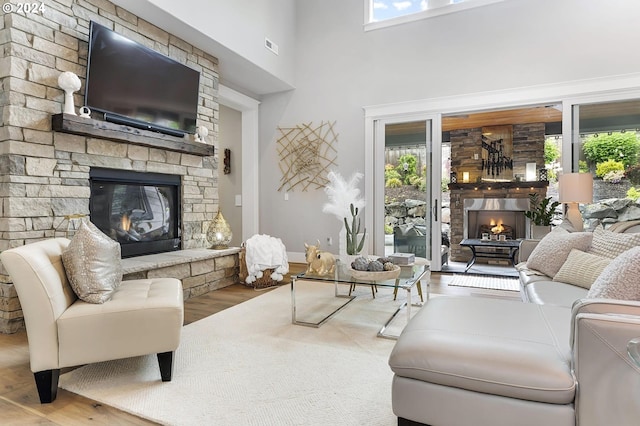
(0, 1, 239, 333)
(447, 121, 549, 263)
(90, 168, 182, 258)
(449, 182, 548, 263)
(464, 198, 529, 240)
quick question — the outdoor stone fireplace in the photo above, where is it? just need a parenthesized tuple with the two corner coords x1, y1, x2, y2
(0, 1, 238, 333)
(449, 182, 548, 263)
(464, 198, 529, 240)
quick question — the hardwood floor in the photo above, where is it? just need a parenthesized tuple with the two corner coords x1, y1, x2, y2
(0, 265, 518, 425)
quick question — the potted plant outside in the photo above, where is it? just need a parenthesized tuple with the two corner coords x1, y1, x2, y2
(524, 193, 560, 239)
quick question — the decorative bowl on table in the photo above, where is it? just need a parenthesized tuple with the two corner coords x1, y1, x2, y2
(347, 265, 401, 281)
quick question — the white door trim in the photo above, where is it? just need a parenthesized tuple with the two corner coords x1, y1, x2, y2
(219, 85, 261, 242)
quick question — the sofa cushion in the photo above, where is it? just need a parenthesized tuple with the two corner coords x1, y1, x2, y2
(61, 220, 122, 304)
(552, 249, 612, 289)
(524, 280, 589, 307)
(588, 225, 640, 258)
(389, 297, 575, 404)
(587, 246, 640, 300)
(526, 228, 593, 278)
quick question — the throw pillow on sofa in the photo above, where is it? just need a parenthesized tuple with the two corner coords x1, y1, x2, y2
(552, 248, 612, 289)
(61, 220, 123, 304)
(587, 246, 640, 300)
(589, 225, 640, 258)
(526, 228, 593, 278)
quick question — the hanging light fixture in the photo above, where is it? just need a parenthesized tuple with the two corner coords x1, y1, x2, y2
(207, 210, 233, 249)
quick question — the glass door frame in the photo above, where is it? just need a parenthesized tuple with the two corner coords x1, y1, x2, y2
(368, 113, 443, 271)
(561, 89, 640, 174)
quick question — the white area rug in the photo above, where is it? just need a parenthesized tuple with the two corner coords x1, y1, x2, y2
(59, 282, 415, 425)
(448, 273, 520, 291)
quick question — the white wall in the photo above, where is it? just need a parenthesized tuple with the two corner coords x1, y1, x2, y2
(258, 0, 640, 256)
(112, 0, 296, 96)
(219, 105, 243, 247)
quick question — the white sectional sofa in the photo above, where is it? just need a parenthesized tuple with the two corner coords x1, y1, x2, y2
(388, 221, 640, 426)
(518, 220, 640, 306)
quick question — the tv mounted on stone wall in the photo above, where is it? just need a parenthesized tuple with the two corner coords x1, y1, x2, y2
(85, 21, 200, 138)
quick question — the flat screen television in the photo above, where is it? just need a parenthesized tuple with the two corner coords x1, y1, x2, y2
(85, 21, 200, 137)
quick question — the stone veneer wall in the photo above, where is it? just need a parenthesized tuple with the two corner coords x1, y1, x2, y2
(0, 0, 228, 333)
(450, 123, 545, 182)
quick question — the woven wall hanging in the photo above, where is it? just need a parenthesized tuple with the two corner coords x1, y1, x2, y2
(277, 121, 338, 191)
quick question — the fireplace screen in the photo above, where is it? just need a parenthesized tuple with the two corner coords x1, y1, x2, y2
(90, 168, 181, 258)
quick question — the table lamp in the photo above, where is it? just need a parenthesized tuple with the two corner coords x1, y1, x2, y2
(558, 173, 593, 231)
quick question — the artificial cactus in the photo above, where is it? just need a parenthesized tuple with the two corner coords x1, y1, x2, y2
(344, 203, 366, 255)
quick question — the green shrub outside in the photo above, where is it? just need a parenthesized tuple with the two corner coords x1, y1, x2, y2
(595, 159, 625, 178)
(395, 154, 418, 184)
(627, 187, 640, 201)
(385, 167, 402, 182)
(386, 177, 402, 188)
(544, 138, 560, 164)
(441, 177, 450, 192)
(583, 132, 640, 168)
(578, 160, 589, 173)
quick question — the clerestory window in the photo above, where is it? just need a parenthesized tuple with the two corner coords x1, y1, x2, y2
(365, 0, 508, 31)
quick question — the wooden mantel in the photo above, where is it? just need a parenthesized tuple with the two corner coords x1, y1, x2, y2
(51, 113, 214, 157)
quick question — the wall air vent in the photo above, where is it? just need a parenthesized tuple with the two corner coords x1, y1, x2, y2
(265, 37, 279, 55)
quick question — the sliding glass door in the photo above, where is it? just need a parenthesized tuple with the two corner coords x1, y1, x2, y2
(569, 98, 640, 203)
(373, 114, 443, 270)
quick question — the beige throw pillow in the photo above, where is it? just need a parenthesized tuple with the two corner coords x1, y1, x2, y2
(62, 220, 123, 304)
(587, 246, 640, 300)
(589, 225, 640, 259)
(553, 249, 612, 289)
(526, 228, 593, 278)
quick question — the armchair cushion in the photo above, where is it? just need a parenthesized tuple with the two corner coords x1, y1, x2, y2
(552, 249, 611, 289)
(525, 229, 593, 278)
(62, 220, 122, 304)
(587, 246, 640, 300)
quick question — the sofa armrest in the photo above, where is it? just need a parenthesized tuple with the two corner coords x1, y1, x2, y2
(517, 239, 541, 263)
(572, 312, 640, 426)
(570, 298, 640, 343)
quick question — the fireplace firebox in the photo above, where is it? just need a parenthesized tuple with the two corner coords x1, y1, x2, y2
(90, 168, 181, 258)
(463, 198, 529, 240)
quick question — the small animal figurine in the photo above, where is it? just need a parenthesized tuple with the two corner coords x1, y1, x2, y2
(304, 240, 336, 276)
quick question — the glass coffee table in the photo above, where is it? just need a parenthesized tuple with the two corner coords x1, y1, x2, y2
(291, 258, 430, 339)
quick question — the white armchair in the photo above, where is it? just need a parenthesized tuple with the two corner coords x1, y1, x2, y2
(0, 238, 184, 403)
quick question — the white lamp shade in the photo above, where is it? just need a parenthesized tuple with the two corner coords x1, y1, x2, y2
(558, 173, 593, 203)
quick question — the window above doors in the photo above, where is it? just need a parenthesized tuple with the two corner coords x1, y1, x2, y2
(365, 0, 508, 31)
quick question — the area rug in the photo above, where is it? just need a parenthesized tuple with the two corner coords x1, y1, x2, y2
(59, 282, 415, 425)
(448, 273, 520, 291)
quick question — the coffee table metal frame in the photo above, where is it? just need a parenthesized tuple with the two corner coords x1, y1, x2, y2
(459, 238, 521, 273)
(291, 260, 430, 339)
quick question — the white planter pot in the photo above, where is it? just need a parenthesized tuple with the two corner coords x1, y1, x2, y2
(531, 225, 551, 239)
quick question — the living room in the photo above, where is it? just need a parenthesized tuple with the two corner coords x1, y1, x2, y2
(1, 0, 640, 424)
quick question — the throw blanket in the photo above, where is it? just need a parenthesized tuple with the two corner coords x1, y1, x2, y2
(245, 234, 289, 284)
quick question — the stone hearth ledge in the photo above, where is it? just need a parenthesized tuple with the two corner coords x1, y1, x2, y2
(121, 248, 241, 301)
